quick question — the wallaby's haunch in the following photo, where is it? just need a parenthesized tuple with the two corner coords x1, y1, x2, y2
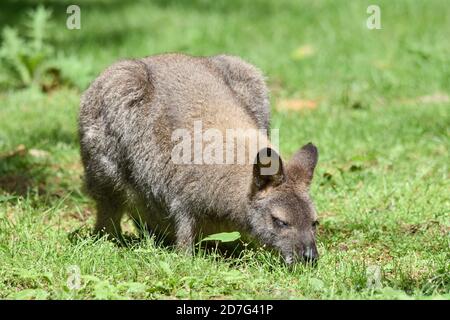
(79, 53, 319, 264)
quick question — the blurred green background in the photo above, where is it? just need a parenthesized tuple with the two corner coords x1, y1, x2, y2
(1, 0, 449, 97)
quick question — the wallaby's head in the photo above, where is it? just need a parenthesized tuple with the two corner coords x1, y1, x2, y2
(248, 143, 319, 264)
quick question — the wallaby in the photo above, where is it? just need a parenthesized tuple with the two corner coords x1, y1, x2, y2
(79, 53, 319, 264)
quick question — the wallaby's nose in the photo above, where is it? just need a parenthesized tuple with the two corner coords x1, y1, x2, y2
(302, 245, 319, 263)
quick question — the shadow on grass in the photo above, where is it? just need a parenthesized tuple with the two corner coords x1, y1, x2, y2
(0, 153, 48, 196)
(0, 145, 78, 198)
(67, 224, 262, 262)
(67, 224, 309, 273)
(68, 225, 143, 248)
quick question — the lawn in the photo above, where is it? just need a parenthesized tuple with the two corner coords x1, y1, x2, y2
(0, 0, 449, 299)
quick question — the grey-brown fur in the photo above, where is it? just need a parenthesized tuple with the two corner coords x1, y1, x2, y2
(79, 53, 319, 263)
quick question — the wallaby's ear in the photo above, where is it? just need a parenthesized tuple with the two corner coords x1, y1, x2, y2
(252, 147, 285, 194)
(287, 142, 318, 188)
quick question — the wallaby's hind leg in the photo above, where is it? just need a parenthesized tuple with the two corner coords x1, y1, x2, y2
(94, 194, 125, 240)
(85, 174, 125, 240)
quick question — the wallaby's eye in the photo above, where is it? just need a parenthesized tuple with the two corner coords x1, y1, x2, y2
(312, 220, 320, 229)
(272, 216, 289, 228)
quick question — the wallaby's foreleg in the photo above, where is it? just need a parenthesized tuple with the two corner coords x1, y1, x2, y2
(174, 214, 195, 253)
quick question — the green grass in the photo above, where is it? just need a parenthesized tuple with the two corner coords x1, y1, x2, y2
(0, 0, 449, 299)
